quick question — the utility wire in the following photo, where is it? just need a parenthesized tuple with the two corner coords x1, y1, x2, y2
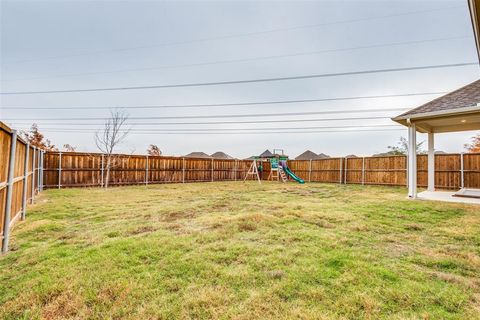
(12, 124, 400, 132)
(2, 62, 477, 95)
(2, 5, 464, 65)
(2, 36, 469, 82)
(0, 92, 445, 110)
(2, 108, 409, 121)
(7, 116, 395, 127)
(24, 128, 405, 135)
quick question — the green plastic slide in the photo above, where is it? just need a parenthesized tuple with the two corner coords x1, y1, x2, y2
(283, 166, 305, 184)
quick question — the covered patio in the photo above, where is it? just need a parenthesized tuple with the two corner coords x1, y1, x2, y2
(391, 0, 480, 204)
(392, 79, 480, 204)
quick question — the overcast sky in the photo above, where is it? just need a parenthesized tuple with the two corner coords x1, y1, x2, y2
(1, 0, 479, 158)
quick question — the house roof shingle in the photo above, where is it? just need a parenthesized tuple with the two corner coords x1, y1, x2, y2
(259, 150, 274, 158)
(394, 79, 480, 119)
(184, 152, 212, 158)
(295, 150, 319, 160)
(295, 150, 330, 160)
(210, 151, 234, 159)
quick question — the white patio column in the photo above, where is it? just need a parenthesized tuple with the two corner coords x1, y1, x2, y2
(407, 123, 417, 198)
(427, 132, 435, 192)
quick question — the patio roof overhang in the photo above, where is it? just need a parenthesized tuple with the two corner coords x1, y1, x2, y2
(392, 105, 480, 133)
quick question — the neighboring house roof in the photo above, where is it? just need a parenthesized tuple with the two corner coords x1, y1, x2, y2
(295, 150, 319, 160)
(372, 152, 396, 157)
(295, 150, 331, 160)
(393, 79, 480, 120)
(469, 0, 480, 61)
(259, 149, 274, 158)
(210, 151, 234, 159)
(184, 152, 212, 158)
(345, 154, 358, 158)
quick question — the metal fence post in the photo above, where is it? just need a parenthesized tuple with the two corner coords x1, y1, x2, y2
(339, 157, 343, 184)
(31, 147, 36, 203)
(405, 155, 408, 187)
(182, 157, 185, 183)
(3, 130, 18, 253)
(58, 151, 62, 189)
(211, 158, 214, 182)
(145, 155, 149, 185)
(234, 160, 237, 181)
(460, 152, 464, 189)
(37, 149, 41, 192)
(362, 157, 365, 185)
(40, 151, 44, 191)
(309, 159, 312, 182)
(100, 154, 104, 187)
(344, 157, 348, 184)
(21, 143, 30, 220)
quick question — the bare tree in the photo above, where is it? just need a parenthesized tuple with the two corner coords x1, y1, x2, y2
(95, 109, 130, 188)
(147, 144, 162, 156)
(63, 144, 77, 152)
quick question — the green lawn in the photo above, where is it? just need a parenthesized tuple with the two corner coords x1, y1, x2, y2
(1, 182, 479, 319)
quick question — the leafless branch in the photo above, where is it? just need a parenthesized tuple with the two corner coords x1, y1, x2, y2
(94, 109, 130, 188)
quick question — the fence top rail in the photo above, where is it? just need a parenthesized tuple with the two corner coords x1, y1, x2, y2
(43, 151, 480, 162)
(44, 151, 254, 162)
(0, 121, 29, 145)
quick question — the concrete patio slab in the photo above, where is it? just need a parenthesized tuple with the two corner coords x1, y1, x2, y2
(417, 191, 480, 205)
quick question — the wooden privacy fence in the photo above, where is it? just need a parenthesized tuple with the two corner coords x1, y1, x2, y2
(0, 123, 44, 253)
(289, 154, 480, 189)
(43, 152, 480, 190)
(42, 152, 255, 188)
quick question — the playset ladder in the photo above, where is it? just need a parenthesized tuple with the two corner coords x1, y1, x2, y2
(268, 168, 279, 181)
(278, 167, 288, 183)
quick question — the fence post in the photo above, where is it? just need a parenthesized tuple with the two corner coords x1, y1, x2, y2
(31, 147, 36, 203)
(145, 155, 149, 185)
(2, 130, 17, 253)
(211, 158, 214, 182)
(362, 157, 365, 185)
(460, 152, 464, 189)
(344, 157, 348, 184)
(58, 151, 62, 189)
(40, 151, 44, 191)
(21, 143, 30, 220)
(309, 159, 312, 182)
(37, 149, 41, 192)
(182, 157, 185, 183)
(100, 154, 104, 187)
(339, 157, 343, 184)
(234, 160, 237, 181)
(405, 155, 408, 187)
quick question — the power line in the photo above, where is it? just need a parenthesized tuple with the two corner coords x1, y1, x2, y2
(24, 128, 405, 135)
(2, 62, 477, 95)
(2, 5, 464, 65)
(7, 115, 395, 127)
(2, 36, 469, 82)
(13, 124, 400, 132)
(9, 116, 393, 126)
(2, 108, 409, 121)
(0, 92, 445, 110)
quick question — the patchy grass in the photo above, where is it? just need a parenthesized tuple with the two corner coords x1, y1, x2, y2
(1, 182, 480, 319)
